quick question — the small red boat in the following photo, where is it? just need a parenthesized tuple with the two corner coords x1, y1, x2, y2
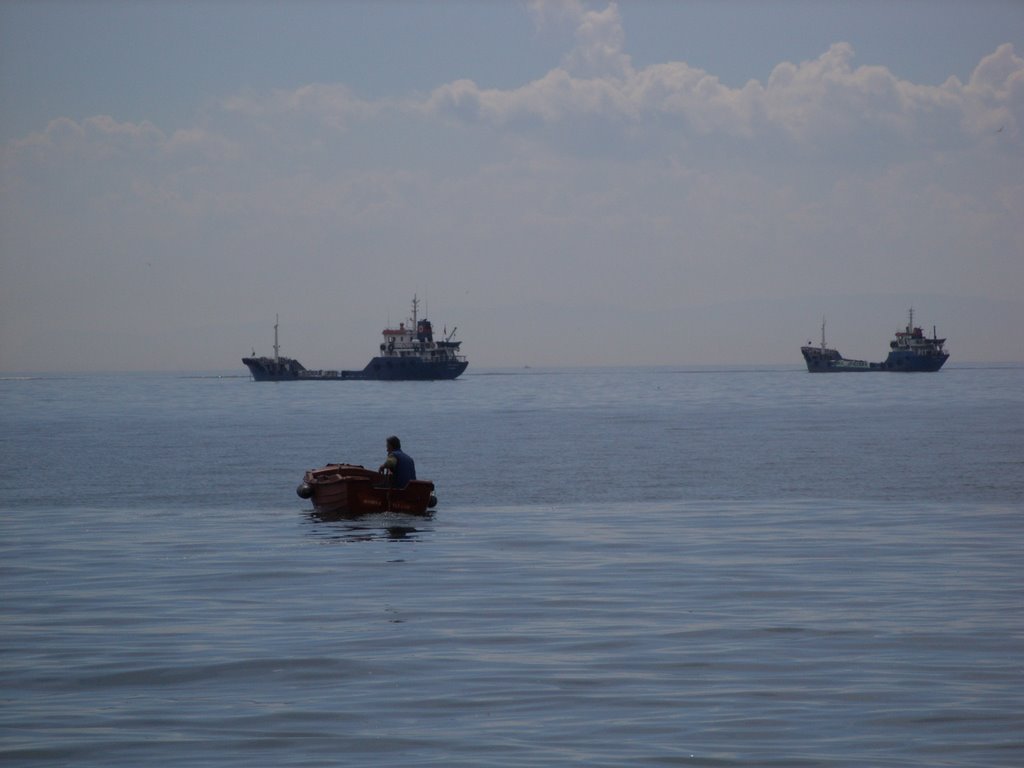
(297, 463, 437, 516)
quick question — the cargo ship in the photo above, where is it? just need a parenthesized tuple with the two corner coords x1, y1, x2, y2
(801, 309, 949, 372)
(242, 296, 468, 381)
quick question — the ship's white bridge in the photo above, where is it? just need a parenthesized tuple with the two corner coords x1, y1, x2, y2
(378, 295, 465, 363)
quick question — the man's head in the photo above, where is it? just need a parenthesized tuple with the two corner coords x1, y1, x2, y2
(386, 435, 401, 451)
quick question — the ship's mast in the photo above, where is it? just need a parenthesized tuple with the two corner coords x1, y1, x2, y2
(411, 294, 419, 327)
(820, 317, 827, 350)
(274, 314, 280, 362)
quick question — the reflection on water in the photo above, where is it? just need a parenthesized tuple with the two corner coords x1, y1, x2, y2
(304, 510, 431, 542)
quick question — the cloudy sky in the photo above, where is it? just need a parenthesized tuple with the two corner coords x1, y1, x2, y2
(1, 1, 1022, 371)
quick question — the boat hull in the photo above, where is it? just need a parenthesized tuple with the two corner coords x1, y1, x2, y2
(298, 464, 437, 516)
(800, 347, 948, 372)
(882, 350, 949, 372)
(344, 356, 469, 381)
(242, 356, 468, 381)
(801, 346, 882, 372)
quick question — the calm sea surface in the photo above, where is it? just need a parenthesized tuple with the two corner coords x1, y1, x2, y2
(2, 365, 1022, 767)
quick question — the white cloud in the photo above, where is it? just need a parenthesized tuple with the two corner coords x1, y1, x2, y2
(421, 2, 1024, 157)
(224, 83, 379, 130)
(564, 1, 631, 78)
(164, 128, 241, 164)
(961, 43, 1024, 134)
(9, 115, 164, 163)
(526, 0, 588, 34)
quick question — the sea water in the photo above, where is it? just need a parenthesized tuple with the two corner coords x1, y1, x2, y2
(1, 365, 1022, 767)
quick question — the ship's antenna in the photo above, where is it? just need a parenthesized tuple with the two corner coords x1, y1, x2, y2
(274, 314, 280, 362)
(820, 316, 826, 350)
(411, 294, 419, 327)
(908, 307, 914, 332)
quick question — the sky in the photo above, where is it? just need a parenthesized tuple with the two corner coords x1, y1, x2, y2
(1, 0, 1022, 372)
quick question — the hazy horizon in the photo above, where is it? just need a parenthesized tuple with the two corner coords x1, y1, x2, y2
(2, 1, 1022, 372)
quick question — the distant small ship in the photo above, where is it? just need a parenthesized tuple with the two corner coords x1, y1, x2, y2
(242, 296, 468, 381)
(801, 309, 949, 372)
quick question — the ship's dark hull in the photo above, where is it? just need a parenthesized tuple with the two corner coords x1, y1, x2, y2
(801, 348, 881, 371)
(801, 347, 948, 372)
(241, 356, 309, 380)
(881, 350, 949, 372)
(242, 355, 468, 381)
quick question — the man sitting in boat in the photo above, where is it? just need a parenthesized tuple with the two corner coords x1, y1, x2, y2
(378, 435, 416, 488)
